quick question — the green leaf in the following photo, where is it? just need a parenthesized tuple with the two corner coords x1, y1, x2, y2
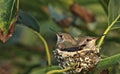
(97, 54, 120, 70)
(20, 0, 49, 21)
(109, 0, 120, 30)
(0, 0, 19, 43)
(30, 66, 60, 74)
(108, 0, 120, 25)
(58, 0, 74, 10)
(97, 0, 120, 48)
(111, 20, 120, 30)
(18, 11, 40, 32)
(99, 0, 109, 15)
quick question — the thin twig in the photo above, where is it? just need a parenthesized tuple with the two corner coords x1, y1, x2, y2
(46, 63, 77, 74)
(46, 67, 71, 74)
(98, 14, 120, 48)
(33, 31, 51, 66)
(19, 25, 51, 66)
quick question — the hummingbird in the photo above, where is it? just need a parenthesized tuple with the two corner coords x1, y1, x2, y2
(56, 32, 77, 49)
(77, 36, 98, 49)
(54, 33, 100, 74)
(58, 36, 98, 53)
(76, 36, 99, 55)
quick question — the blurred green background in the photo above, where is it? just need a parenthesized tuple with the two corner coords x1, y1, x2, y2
(0, 0, 120, 74)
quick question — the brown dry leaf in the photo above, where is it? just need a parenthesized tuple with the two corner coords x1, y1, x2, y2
(70, 3, 96, 23)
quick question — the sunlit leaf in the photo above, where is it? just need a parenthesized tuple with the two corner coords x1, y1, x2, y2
(58, 0, 74, 10)
(18, 11, 40, 32)
(0, 0, 19, 43)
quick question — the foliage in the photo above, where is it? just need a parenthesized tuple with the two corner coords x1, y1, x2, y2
(0, 0, 120, 74)
(0, 0, 19, 42)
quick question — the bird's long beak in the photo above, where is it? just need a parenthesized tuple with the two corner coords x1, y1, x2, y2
(93, 37, 98, 41)
(91, 37, 98, 45)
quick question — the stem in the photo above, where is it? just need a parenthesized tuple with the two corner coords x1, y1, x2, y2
(46, 63, 76, 74)
(33, 31, 51, 66)
(46, 67, 71, 74)
(17, 0, 19, 10)
(97, 14, 120, 48)
(18, 17, 51, 66)
(8, 0, 16, 24)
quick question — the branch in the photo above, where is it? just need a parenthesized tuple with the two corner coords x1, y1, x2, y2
(46, 67, 71, 74)
(19, 25, 51, 66)
(33, 31, 51, 66)
(97, 14, 120, 48)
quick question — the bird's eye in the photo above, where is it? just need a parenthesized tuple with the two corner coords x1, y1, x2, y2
(59, 35, 63, 38)
(86, 38, 92, 42)
(81, 44, 86, 47)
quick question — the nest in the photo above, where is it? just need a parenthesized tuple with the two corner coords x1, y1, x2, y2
(54, 46, 100, 74)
